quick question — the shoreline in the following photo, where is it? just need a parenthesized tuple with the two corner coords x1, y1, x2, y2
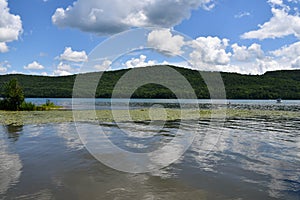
(1, 108, 300, 126)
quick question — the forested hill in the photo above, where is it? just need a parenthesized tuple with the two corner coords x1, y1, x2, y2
(0, 65, 299, 99)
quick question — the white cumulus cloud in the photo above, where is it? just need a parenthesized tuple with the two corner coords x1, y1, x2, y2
(0, 42, 8, 53)
(231, 43, 264, 61)
(53, 62, 76, 76)
(94, 59, 112, 71)
(53, 70, 72, 76)
(189, 36, 231, 67)
(291, 57, 300, 68)
(145, 29, 300, 74)
(147, 29, 185, 56)
(268, 0, 284, 6)
(59, 47, 88, 62)
(271, 41, 300, 59)
(24, 61, 45, 70)
(52, 0, 215, 35)
(0, 0, 22, 51)
(241, 8, 300, 40)
(256, 57, 281, 73)
(270, 41, 300, 69)
(57, 62, 73, 71)
(124, 55, 156, 68)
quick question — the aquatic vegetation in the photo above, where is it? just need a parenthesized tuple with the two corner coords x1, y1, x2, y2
(0, 109, 299, 126)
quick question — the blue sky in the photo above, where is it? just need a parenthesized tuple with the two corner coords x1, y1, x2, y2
(1, 0, 300, 75)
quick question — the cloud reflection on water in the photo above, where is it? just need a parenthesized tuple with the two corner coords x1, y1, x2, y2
(189, 118, 300, 199)
(0, 126, 22, 195)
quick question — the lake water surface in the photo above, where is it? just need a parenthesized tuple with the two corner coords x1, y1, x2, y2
(0, 99, 299, 199)
(26, 98, 300, 111)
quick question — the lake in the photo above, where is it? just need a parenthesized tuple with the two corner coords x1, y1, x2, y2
(0, 99, 299, 199)
(26, 98, 300, 111)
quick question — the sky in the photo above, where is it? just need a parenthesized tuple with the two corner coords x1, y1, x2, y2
(1, 0, 300, 75)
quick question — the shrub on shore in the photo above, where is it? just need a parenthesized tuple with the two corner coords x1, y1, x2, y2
(20, 101, 36, 111)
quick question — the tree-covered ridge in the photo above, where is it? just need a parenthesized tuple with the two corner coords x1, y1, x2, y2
(0, 65, 299, 99)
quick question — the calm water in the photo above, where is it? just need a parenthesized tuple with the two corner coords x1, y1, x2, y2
(26, 98, 300, 111)
(1, 99, 300, 199)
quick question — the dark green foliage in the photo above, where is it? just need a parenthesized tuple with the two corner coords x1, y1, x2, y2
(45, 99, 55, 107)
(0, 66, 300, 99)
(0, 79, 61, 111)
(38, 99, 61, 110)
(0, 99, 5, 110)
(0, 74, 75, 98)
(221, 70, 300, 99)
(19, 99, 60, 111)
(0, 79, 25, 110)
(20, 101, 36, 111)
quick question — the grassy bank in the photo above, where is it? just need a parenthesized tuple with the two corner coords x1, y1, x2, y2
(0, 108, 299, 126)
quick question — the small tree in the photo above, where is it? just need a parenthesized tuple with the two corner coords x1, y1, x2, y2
(2, 79, 25, 110)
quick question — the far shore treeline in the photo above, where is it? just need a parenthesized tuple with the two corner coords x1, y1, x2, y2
(0, 65, 300, 99)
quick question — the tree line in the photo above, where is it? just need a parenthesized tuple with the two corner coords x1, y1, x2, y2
(0, 65, 299, 100)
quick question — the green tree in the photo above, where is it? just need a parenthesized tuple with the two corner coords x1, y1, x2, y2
(2, 79, 25, 110)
